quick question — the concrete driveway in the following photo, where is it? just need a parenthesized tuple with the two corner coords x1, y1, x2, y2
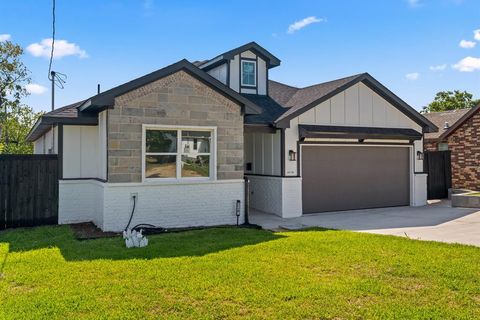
(250, 200, 480, 247)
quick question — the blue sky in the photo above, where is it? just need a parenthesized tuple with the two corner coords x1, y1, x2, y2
(1, 0, 479, 112)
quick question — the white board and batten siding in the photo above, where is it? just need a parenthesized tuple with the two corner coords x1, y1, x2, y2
(33, 126, 58, 154)
(206, 50, 267, 95)
(62, 111, 107, 180)
(206, 64, 228, 85)
(244, 131, 281, 176)
(284, 82, 425, 176)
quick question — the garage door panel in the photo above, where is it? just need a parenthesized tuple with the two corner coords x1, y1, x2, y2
(302, 145, 410, 213)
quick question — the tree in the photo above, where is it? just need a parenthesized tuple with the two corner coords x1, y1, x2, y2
(422, 90, 480, 113)
(0, 40, 40, 154)
(0, 104, 42, 153)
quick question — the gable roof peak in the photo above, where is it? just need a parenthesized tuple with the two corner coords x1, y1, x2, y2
(198, 41, 281, 70)
(271, 72, 437, 133)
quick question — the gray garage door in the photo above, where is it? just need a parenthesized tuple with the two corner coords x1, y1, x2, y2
(302, 145, 410, 214)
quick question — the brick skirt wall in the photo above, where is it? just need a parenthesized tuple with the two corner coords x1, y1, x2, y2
(246, 175, 302, 218)
(59, 179, 245, 231)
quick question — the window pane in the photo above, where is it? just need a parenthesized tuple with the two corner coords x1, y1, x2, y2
(145, 155, 176, 178)
(182, 131, 210, 154)
(181, 155, 209, 178)
(146, 130, 177, 153)
(242, 61, 255, 86)
(438, 143, 449, 151)
(243, 62, 254, 73)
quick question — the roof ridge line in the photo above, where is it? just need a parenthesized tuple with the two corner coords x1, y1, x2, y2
(295, 73, 366, 91)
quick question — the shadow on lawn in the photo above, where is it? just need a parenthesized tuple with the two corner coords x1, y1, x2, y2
(0, 225, 284, 261)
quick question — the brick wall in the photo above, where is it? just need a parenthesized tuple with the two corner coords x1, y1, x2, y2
(448, 111, 480, 190)
(424, 140, 437, 152)
(247, 175, 302, 218)
(108, 70, 244, 183)
(58, 180, 245, 232)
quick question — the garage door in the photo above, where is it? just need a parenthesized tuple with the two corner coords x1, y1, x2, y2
(302, 145, 410, 214)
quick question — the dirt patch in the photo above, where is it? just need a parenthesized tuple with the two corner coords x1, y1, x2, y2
(70, 222, 119, 240)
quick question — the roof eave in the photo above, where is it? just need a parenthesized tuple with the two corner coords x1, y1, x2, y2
(80, 59, 262, 115)
(438, 103, 480, 140)
(25, 115, 99, 142)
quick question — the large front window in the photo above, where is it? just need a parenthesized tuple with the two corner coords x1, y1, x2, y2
(241, 60, 256, 87)
(144, 126, 215, 180)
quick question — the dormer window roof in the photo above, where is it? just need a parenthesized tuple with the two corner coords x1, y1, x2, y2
(198, 41, 281, 71)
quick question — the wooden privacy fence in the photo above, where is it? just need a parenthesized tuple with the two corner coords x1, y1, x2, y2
(0, 155, 59, 230)
(424, 151, 452, 200)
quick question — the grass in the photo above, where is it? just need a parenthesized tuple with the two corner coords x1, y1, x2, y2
(0, 226, 479, 319)
(466, 192, 480, 196)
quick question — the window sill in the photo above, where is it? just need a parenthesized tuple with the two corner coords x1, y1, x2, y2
(105, 179, 246, 188)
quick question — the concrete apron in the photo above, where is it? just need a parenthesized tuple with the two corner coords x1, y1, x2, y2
(249, 200, 480, 247)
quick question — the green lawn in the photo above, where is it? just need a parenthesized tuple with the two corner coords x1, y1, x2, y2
(0, 226, 479, 319)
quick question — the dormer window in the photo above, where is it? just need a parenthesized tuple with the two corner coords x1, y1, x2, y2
(241, 60, 256, 87)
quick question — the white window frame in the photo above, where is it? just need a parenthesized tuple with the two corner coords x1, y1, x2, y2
(142, 124, 217, 182)
(241, 60, 256, 87)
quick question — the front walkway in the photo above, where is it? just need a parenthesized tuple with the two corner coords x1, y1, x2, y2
(250, 200, 480, 247)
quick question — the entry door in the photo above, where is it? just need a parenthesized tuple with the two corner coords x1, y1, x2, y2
(301, 145, 410, 214)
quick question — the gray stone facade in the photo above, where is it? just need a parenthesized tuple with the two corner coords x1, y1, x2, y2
(108, 70, 244, 183)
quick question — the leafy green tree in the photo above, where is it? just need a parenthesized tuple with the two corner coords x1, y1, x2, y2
(1, 104, 42, 153)
(422, 90, 480, 113)
(0, 40, 40, 154)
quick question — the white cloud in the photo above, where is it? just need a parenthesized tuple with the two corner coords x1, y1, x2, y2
(26, 38, 88, 59)
(407, 0, 422, 8)
(429, 64, 447, 71)
(474, 29, 480, 41)
(287, 16, 324, 34)
(405, 72, 420, 80)
(26, 83, 47, 95)
(0, 34, 11, 42)
(452, 56, 480, 72)
(459, 40, 476, 49)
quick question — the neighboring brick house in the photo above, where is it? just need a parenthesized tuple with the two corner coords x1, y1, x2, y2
(423, 105, 480, 190)
(26, 42, 436, 231)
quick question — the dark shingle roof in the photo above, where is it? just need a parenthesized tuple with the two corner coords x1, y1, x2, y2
(271, 74, 364, 123)
(44, 100, 85, 118)
(423, 108, 470, 140)
(242, 94, 289, 125)
(191, 60, 208, 67)
(268, 80, 299, 106)
(268, 73, 437, 133)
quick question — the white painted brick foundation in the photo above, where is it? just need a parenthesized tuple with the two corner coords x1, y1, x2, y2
(247, 175, 302, 218)
(59, 180, 104, 225)
(59, 179, 245, 232)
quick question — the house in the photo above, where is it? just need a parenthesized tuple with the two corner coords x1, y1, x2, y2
(26, 42, 437, 231)
(423, 104, 480, 191)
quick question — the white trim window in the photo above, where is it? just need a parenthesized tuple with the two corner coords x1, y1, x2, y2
(438, 142, 449, 151)
(143, 125, 216, 181)
(241, 60, 256, 87)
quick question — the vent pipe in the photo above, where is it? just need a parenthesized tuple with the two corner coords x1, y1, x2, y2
(97, 84, 101, 94)
(444, 121, 449, 130)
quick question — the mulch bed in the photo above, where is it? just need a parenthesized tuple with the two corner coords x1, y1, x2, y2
(70, 222, 119, 240)
(69, 222, 263, 240)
